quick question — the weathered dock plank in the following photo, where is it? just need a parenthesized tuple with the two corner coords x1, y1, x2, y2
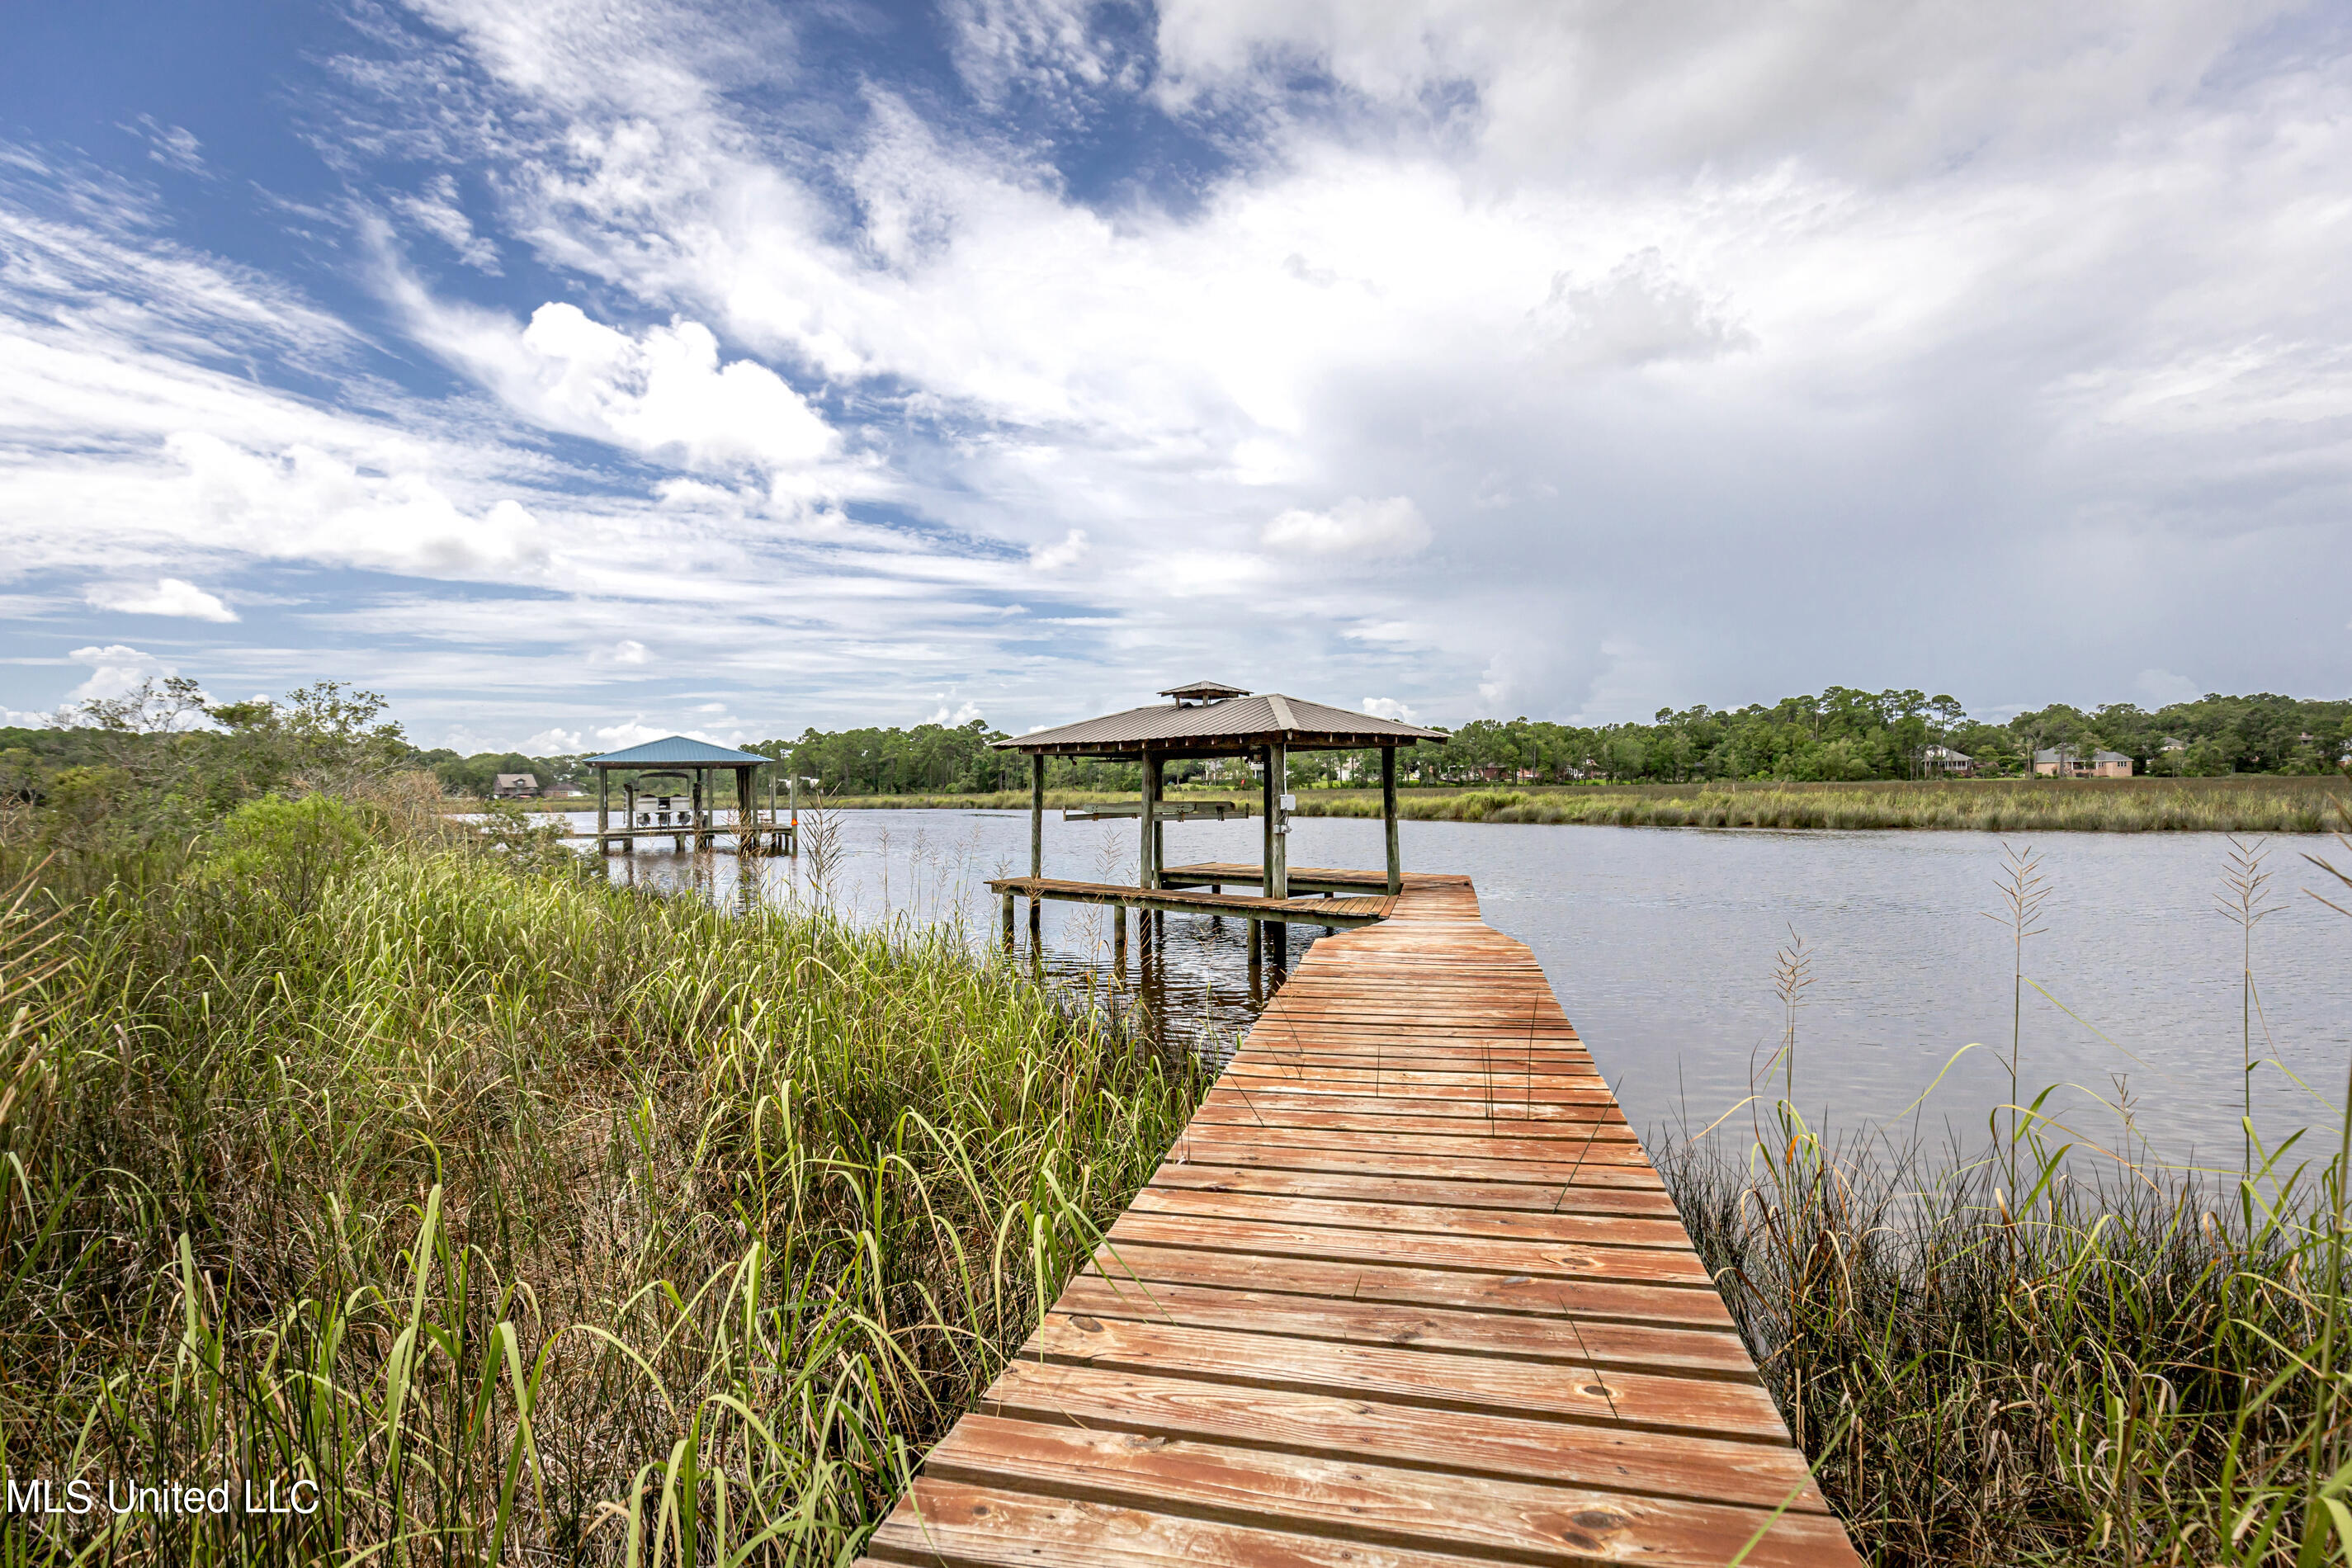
(864, 872, 1860, 1568)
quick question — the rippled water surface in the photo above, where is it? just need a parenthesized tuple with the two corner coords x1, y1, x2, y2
(568, 808, 2352, 1167)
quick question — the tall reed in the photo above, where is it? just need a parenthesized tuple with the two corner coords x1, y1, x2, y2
(1665, 824, 2352, 1566)
(0, 795, 1202, 1564)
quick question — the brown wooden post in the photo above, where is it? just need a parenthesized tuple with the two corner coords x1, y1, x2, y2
(1260, 745, 1277, 895)
(1267, 741, 1288, 900)
(1381, 744, 1400, 895)
(1029, 753, 1046, 879)
(1001, 890, 1015, 950)
(1140, 752, 1161, 889)
(1112, 904, 1126, 978)
(597, 766, 609, 850)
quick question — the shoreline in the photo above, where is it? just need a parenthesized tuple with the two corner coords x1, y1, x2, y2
(467, 775, 2350, 834)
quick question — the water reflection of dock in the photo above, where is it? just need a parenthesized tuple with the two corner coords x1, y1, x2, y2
(864, 873, 1863, 1568)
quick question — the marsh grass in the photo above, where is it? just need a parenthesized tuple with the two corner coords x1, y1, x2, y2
(752, 777, 2350, 834)
(1292, 777, 2352, 834)
(0, 792, 1202, 1564)
(1662, 826, 2352, 1566)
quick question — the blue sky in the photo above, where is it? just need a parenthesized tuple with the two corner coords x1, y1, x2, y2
(3, 1, 2348, 752)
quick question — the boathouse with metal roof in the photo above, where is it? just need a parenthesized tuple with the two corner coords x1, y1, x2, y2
(983, 681, 1445, 950)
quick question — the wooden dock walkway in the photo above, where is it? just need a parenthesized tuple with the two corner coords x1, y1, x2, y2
(862, 873, 1861, 1568)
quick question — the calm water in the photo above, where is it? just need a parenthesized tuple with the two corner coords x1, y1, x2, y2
(570, 810, 2352, 1170)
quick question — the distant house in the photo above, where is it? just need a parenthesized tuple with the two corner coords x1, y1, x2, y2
(2032, 747, 2133, 779)
(492, 772, 542, 799)
(1922, 745, 1974, 777)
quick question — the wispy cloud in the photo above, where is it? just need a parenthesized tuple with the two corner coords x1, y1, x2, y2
(86, 577, 239, 621)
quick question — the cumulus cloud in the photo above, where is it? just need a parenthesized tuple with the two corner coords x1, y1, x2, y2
(1361, 697, 1419, 722)
(1263, 497, 1430, 558)
(1537, 252, 1753, 368)
(1031, 529, 1088, 569)
(593, 717, 720, 749)
(85, 577, 239, 621)
(166, 432, 552, 578)
(64, 644, 172, 703)
(522, 726, 586, 753)
(402, 295, 838, 477)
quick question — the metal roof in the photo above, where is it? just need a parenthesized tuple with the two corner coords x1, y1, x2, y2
(583, 735, 770, 767)
(997, 692, 1448, 756)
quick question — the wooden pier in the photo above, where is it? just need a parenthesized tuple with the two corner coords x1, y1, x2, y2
(861, 872, 1861, 1568)
(986, 875, 1396, 932)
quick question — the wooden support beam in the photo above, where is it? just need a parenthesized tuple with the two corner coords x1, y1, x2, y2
(1030, 753, 1046, 880)
(1268, 741, 1288, 900)
(1001, 891, 1015, 950)
(1141, 753, 1164, 889)
(1260, 746, 1276, 896)
(596, 766, 609, 848)
(1381, 744, 1400, 896)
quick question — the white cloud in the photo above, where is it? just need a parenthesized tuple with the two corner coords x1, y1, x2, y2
(522, 726, 585, 753)
(593, 718, 718, 749)
(1030, 528, 1088, 569)
(1263, 497, 1430, 558)
(2, 706, 54, 728)
(1537, 251, 1754, 368)
(391, 174, 502, 274)
(64, 643, 172, 703)
(1362, 697, 1419, 723)
(926, 701, 985, 725)
(398, 291, 838, 478)
(85, 577, 239, 622)
(125, 116, 207, 177)
(164, 432, 553, 579)
(8, 2, 2352, 734)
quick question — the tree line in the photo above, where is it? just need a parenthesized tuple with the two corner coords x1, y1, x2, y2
(8, 687, 2345, 815)
(1421, 689, 2352, 786)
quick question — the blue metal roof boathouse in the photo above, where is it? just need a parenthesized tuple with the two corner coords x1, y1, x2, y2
(582, 735, 796, 855)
